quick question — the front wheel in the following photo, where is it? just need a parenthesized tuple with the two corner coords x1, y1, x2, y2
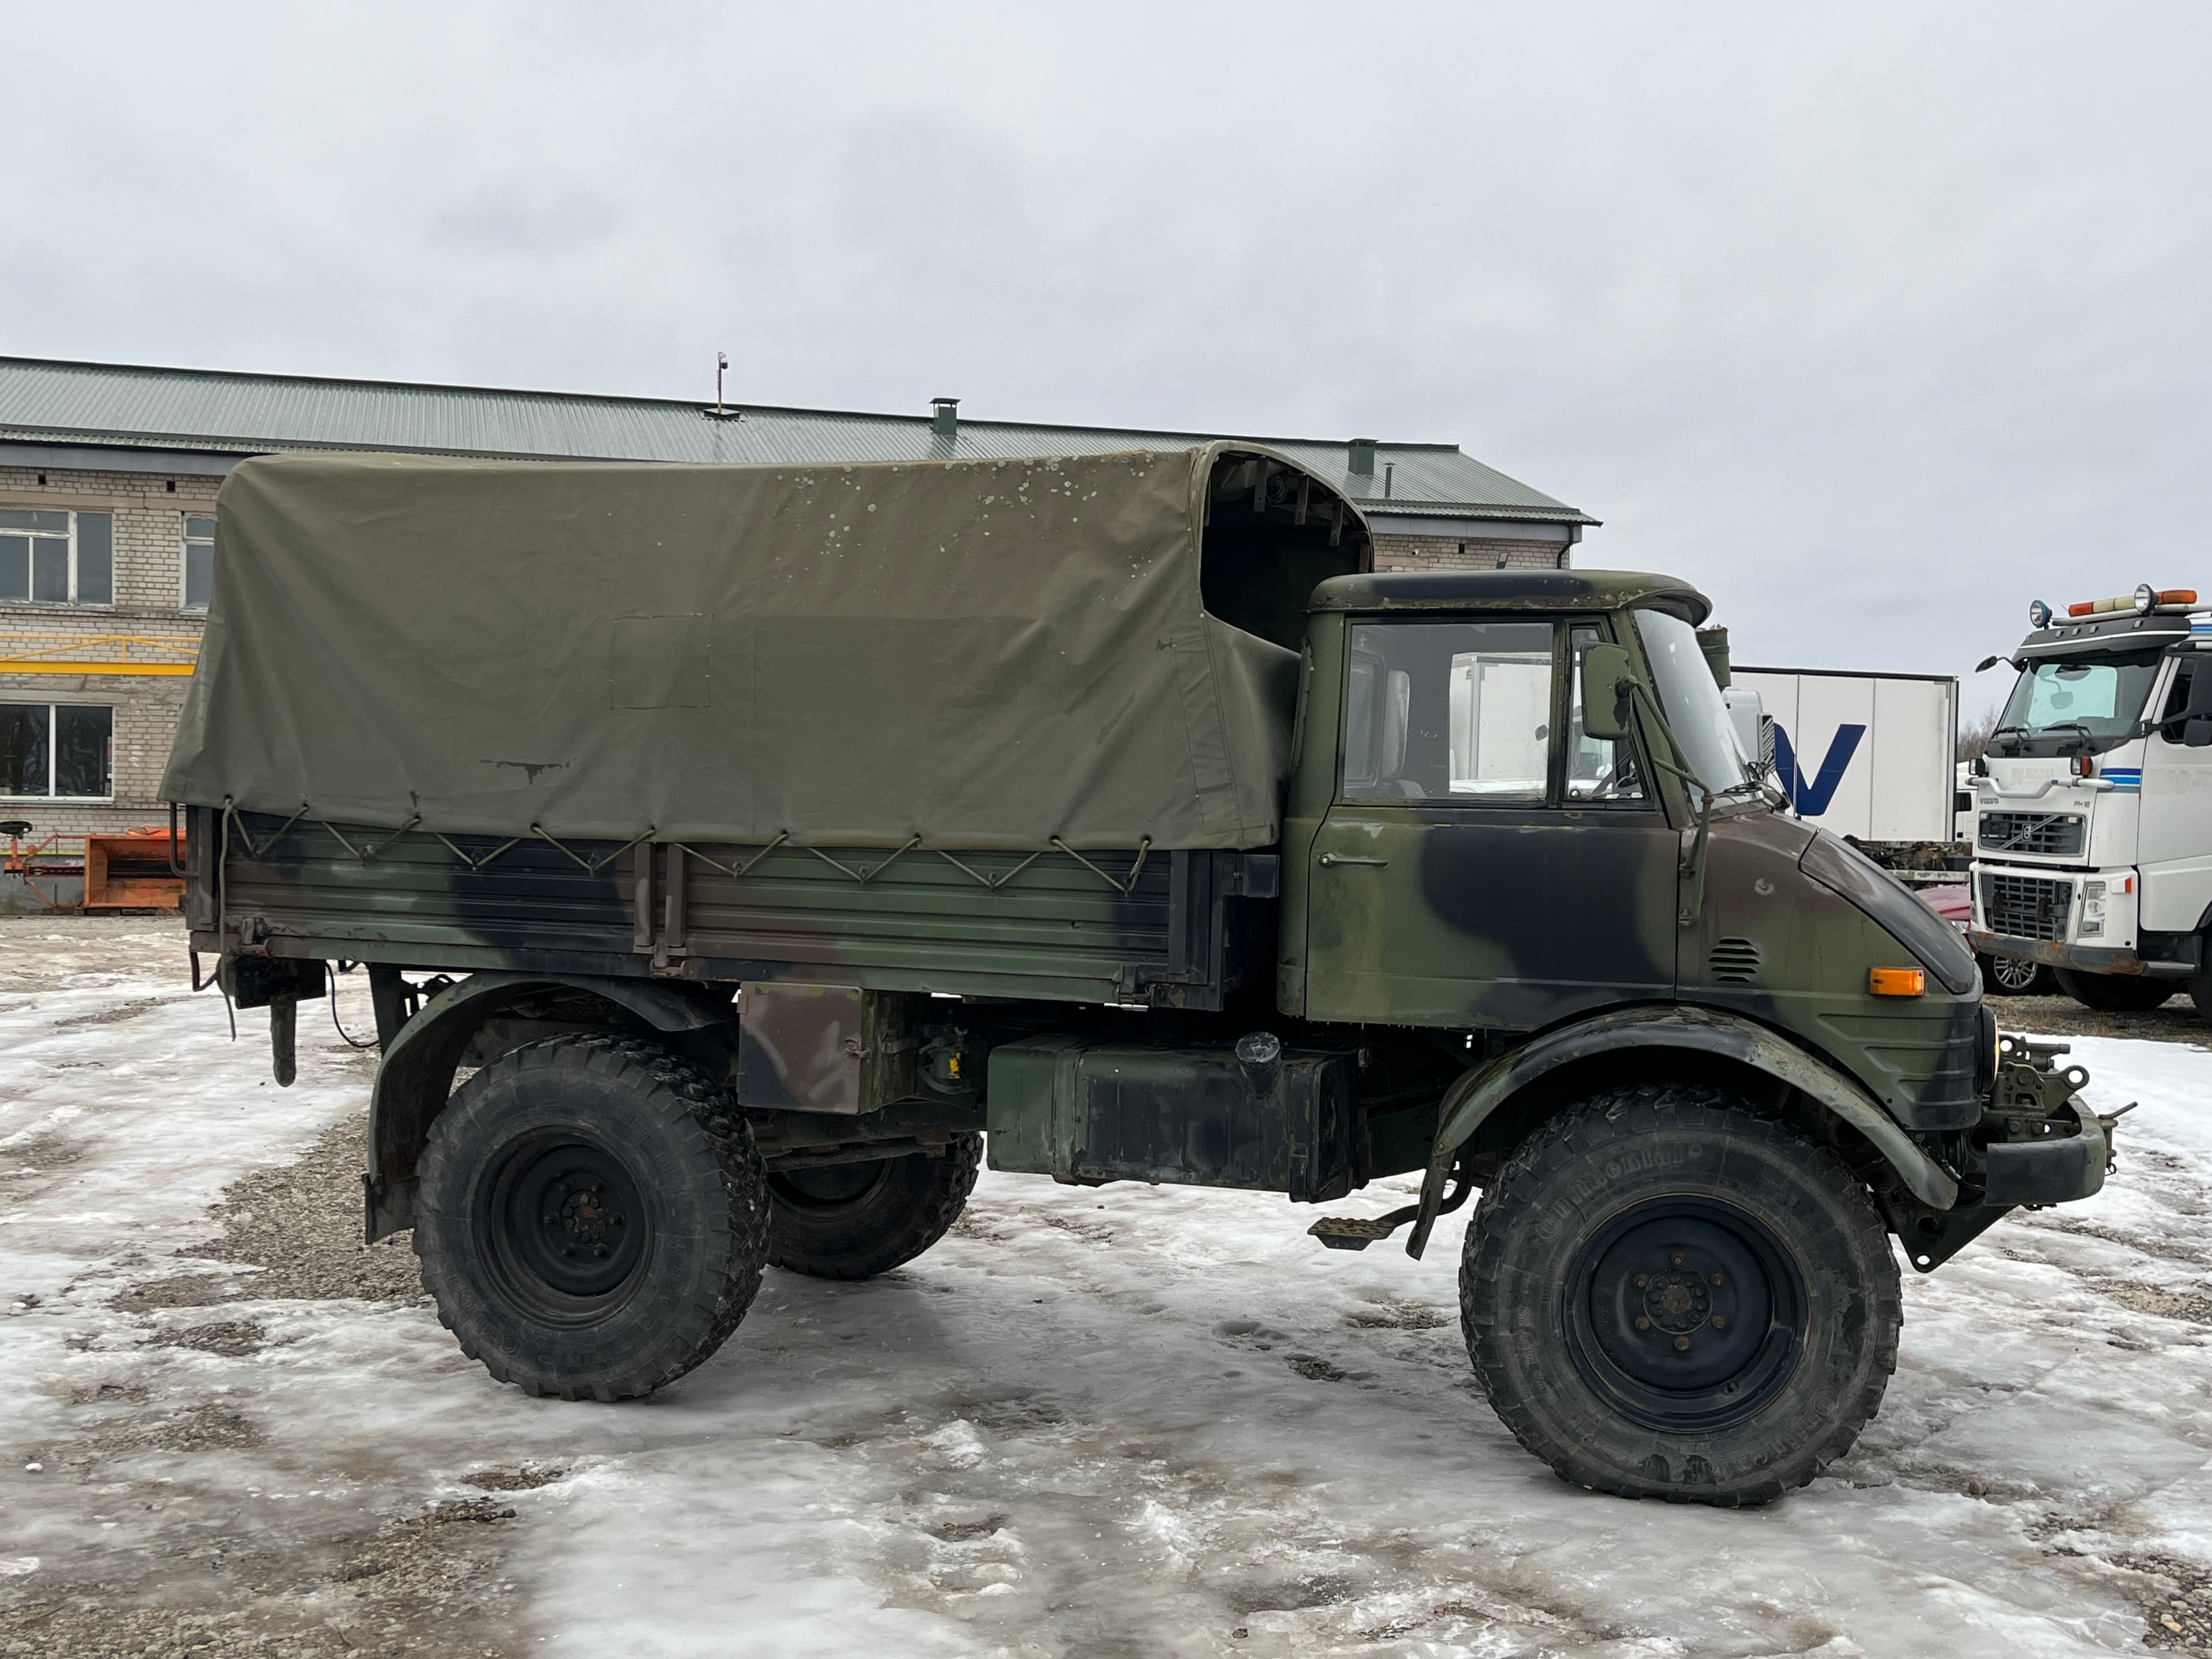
(2054, 968, 2173, 1013)
(1981, 952, 2052, 997)
(767, 1134, 983, 1279)
(1461, 1082, 1901, 1506)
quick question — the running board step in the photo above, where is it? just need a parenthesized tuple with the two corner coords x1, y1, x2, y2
(1308, 1206, 1418, 1251)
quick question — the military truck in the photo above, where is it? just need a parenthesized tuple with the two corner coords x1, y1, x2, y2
(1971, 585, 2212, 1018)
(164, 446, 2113, 1507)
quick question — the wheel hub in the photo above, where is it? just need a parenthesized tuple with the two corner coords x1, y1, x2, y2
(480, 1132, 651, 1314)
(1565, 1198, 1805, 1433)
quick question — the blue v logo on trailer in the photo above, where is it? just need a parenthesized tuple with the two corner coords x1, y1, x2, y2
(1771, 723, 1867, 817)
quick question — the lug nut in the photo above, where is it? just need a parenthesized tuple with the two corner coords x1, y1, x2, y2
(1670, 1252, 1685, 1267)
(1673, 1336, 1691, 1351)
(1711, 1315, 1726, 1330)
(594, 1245, 609, 1259)
(559, 1245, 573, 1257)
(1635, 1316, 1650, 1330)
(1710, 1272, 1724, 1286)
(1634, 1274, 1648, 1288)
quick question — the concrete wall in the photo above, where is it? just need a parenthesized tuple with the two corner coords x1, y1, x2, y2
(0, 464, 213, 850)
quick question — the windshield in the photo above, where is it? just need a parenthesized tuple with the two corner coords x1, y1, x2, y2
(1991, 649, 2164, 756)
(1634, 609, 1753, 794)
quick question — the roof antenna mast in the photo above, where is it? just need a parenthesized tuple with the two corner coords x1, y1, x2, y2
(715, 351, 729, 416)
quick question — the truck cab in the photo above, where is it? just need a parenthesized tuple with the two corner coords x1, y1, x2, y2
(1971, 585, 2212, 1016)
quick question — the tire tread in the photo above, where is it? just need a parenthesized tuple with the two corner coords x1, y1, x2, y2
(1460, 1081, 1901, 1507)
(414, 1032, 770, 1400)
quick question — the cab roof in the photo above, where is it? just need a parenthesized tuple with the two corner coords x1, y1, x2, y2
(2016, 610, 2196, 661)
(1308, 567, 1709, 625)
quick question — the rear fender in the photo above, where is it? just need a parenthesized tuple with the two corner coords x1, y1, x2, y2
(1403, 1003, 1959, 1259)
(364, 971, 728, 1243)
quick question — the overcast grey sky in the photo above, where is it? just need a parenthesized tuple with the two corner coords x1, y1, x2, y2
(13, 3, 2209, 706)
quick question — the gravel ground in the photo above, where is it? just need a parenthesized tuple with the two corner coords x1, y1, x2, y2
(1, 917, 526, 1659)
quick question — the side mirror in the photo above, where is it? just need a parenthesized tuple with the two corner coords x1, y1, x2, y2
(2187, 716, 2212, 749)
(1581, 643, 1635, 741)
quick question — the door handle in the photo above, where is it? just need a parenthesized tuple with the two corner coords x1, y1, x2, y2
(1319, 853, 1389, 868)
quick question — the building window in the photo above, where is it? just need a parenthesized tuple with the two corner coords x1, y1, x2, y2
(183, 516, 216, 611)
(0, 510, 112, 606)
(0, 704, 113, 799)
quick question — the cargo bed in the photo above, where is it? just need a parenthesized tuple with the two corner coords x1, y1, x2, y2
(183, 805, 1278, 1010)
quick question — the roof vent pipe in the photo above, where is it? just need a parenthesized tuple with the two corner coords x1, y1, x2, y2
(1347, 437, 1377, 477)
(931, 397, 959, 440)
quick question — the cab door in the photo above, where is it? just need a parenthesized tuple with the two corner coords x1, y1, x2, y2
(2138, 652, 2212, 934)
(1302, 616, 1679, 1030)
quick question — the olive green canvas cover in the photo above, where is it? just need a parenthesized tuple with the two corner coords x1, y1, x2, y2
(164, 444, 1325, 850)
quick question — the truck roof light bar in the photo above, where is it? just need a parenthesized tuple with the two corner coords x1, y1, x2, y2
(2062, 585, 2202, 620)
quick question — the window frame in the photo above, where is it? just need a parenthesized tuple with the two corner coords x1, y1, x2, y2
(0, 507, 114, 608)
(1562, 618, 1652, 810)
(1336, 615, 1656, 812)
(0, 701, 116, 802)
(181, 513, 217, 612)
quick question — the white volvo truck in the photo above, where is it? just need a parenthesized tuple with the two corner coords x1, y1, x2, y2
(1970, 583, 2212, 1018)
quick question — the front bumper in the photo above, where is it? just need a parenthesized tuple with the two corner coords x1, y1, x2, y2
(1983, 1096, 2108, 1205)
(1896, 1034, 2115, 1271)
(1969, 930, 2187, 978)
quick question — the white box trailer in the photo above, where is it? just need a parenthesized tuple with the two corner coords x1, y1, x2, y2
(1730, 667, 1960, 844)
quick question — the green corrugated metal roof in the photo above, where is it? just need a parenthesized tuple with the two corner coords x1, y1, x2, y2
(0, 355, 1595, 525)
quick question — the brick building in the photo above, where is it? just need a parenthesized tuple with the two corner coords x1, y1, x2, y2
(0, 357, 1594, 852)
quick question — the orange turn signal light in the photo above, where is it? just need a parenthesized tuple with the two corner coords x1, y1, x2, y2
(1869, 967, 1925, 997)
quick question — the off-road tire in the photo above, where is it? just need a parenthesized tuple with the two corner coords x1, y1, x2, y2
(2054, 968, 2173, 1013)
(767, 1134, 983, 1280)
(1981, 953, 2052, 997)
(415, 1034, 770, 1400)
(1461, 1082, 1901, 1507)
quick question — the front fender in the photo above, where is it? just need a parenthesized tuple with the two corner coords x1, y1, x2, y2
(363, 971, 727, 1242)
(1403, 1003, 1960, 1259)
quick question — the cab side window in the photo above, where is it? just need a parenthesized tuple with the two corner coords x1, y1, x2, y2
(1343, 620, 1553, 803)
(2159, 658, 2198, 729)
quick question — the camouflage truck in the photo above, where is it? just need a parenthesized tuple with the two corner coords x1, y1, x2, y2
(164, 445, 2113, 1506)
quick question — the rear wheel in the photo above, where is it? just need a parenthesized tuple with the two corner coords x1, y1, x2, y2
(767, 1134, 983, 1279)
(2187, 973, 2212, 1027)
(1461, 1082, 1900, 1506)
(2054, 968, 2173, 1013)
(1980, 953, 2052, 997)
(415, 1035, 770, 1400)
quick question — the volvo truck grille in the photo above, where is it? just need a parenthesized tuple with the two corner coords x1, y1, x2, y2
(1978, 812, 2086, 857)
(1982, 873, 2074, 941)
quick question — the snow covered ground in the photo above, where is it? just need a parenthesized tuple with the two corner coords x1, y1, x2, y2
(3, 918, 2211, 1658)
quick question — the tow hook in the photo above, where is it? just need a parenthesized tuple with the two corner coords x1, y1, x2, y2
(1982, 1035, 2123, 1207)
